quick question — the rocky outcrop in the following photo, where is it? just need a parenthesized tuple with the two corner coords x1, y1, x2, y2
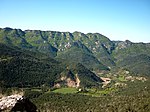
(101, 77, 111, 88)
(54, 72, 81, 88)
(0, 94, 37, 112)
(0, 94, 23, 111)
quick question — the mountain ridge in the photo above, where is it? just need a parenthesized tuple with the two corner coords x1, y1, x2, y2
(0, 27, 150, 88)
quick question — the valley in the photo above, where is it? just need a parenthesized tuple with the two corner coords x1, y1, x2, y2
(0, 27, 150, 111)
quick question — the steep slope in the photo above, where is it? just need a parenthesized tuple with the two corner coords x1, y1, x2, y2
(56, 41, 108, 71)
(112, 41, 150, 61)
(117, 54, 150, 76)
(1, 27, 150, 76)
(0, 43, 103, 88)
(54, 63, 104, 88)
(84, 33, 115, 66)
(71, 32, 115, 66)
(0, 27, 32, 49)
(112, 41, 150, 75)
(24, 30, 58, 57)
(70, 63, 104, 87)
(0, 43, 62, 87)
(0, 28, 111, 70)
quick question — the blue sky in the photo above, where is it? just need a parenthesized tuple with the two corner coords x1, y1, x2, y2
(0, 0, 150, 42)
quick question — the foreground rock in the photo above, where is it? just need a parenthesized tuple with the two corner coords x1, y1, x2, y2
(0, 94, 37, 112)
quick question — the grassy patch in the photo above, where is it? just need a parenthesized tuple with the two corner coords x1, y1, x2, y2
(52, 88, 78, 94)
(117, 76, 127, 81)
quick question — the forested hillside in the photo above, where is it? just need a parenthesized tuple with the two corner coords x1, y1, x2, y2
(0, 27, 150, 88)
(1, 27, 150, 76)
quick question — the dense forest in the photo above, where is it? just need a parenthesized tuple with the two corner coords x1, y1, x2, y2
(23, 78, 150, 111)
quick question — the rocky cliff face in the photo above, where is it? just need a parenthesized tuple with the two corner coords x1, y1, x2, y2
(54, 73, 81, 88)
